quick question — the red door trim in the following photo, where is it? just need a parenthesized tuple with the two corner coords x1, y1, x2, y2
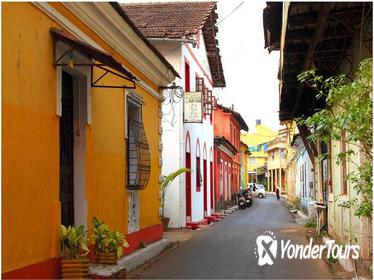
(210, 161, 214, 211)
(186, 152, 192, 221)
(203, 159, 207, 216)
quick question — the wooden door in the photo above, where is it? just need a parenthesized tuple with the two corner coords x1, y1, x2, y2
(60, 71, 74, 226)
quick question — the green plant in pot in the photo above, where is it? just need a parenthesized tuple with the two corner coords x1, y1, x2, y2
(161, 168, 190, 231)
(59, 224, 89, 279)
(92, 217, 129, 265)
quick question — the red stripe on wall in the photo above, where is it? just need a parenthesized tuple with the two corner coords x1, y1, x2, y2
(2, 223, 163, 279)
(125, 223, 163, 254)
(2, 257, 61, 279)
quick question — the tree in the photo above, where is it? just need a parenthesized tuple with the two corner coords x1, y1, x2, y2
(297, 58, 372, 219)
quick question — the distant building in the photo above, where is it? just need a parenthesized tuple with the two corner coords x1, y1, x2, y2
(240, 142, 251, 189)
(241, 120, 277, 186)
(266, 129, 287, 192)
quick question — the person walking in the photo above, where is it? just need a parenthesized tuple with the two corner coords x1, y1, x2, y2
(275, 186, 280, 200)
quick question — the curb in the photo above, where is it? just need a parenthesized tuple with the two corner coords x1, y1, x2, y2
(89, 239, 172, 277)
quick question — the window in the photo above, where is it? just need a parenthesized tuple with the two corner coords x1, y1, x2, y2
(195, 77, 204, 92)
(249, 158, 256, 165)
(341, 131, 348, 195)
(126, 91, 151, 190)
(185, 61, 190, 92)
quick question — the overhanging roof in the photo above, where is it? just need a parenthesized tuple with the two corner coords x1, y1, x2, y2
(217, 104, 249, 131)
(263, 2, 282, 52)
(263, 2, 372, 121)
(51, 28, 138, 81)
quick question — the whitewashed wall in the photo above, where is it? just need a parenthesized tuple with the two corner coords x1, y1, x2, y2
(182, 33, 214, 222)
(295, 139, 314, 215)
(156, 32, 215, 227)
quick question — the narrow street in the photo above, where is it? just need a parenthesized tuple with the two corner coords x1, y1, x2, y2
(132, 196, 333, 279)
(3, 2, 371, 279)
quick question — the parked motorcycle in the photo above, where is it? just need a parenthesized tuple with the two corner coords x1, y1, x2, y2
(244, 190, 253, 207)
(238, 192, 246, 209)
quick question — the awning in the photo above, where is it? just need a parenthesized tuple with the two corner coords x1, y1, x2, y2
(51, 28, 138, 89)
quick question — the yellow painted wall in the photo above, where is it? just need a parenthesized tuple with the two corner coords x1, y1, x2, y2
(241, 124, 277, 175)
(284, 121, 297, 198)
(2, 3, 61, 272)
(240, 144, 249, 187)
(248, 155, 267, 171)
(241, 124, 277, 146)
(2, 2, 162, 273)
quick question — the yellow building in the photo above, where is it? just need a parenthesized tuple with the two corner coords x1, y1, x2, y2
(283, 121, 298, 202)
(240, 142, 250, 188)
(266, 129, 287, 192)
(240, 120, 277, 186)
(2, 2, 178, 278)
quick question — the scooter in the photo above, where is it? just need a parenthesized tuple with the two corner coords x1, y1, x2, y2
(238, 193, 246, 209)
(244, 190, 253, 207)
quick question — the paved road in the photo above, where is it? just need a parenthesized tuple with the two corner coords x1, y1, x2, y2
(134, 195, 333, 279)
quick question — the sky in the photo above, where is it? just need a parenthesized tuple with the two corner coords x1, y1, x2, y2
(214, 0, 281, 132)
(120, 0, 282, 132)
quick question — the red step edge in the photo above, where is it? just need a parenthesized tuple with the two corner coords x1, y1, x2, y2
(185, 219, 208, 230)
(205, 216, 220, 223)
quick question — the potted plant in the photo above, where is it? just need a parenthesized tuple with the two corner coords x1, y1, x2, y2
(161, 168, 190, 231)
(92, 217, 129, 265)
(59, 224, 89, 279)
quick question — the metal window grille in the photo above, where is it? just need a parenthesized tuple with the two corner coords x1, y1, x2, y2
(127, 93, 151, 190)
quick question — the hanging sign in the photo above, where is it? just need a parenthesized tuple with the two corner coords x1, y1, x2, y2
(183, 91, 203, 123)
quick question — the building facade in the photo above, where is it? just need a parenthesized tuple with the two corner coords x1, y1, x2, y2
(240, 142, 251, 189)
(122, 2, 226, 228)
(2, 2, 178, 278)
(213, 105, 248, 209)
(264, 1, 372, 265)
(292, 135, 316, 216)
(266, 129, 287, 192)
(241, 120, 277, 186)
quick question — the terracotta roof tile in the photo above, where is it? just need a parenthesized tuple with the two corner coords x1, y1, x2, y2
(121, 1, 225, 87)
(121, 2, 215, 39)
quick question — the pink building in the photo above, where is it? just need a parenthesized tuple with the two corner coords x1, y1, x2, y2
(213, 105, 248, 209)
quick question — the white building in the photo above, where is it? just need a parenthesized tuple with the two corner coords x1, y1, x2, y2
(292, 135, 316, 217)
(122, 2, 226, 228)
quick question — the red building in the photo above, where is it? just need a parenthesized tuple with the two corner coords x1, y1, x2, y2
(213, 105, 248, 210)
